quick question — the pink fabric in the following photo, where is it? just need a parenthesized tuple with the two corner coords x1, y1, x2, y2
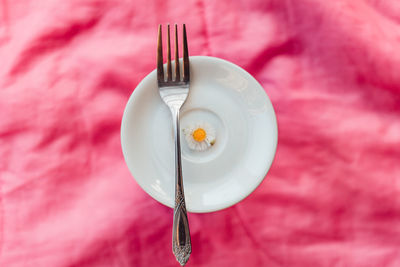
(1, 0, 400, 266)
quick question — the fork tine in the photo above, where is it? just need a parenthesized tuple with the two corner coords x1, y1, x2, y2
(174, 24, 180, 82)
(182, 24, 190, 82)
(167, 24, 172, 81)
(157, 24, 164, 82)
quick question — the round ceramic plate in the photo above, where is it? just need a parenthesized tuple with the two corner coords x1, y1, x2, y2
(121, 56, 277, 213)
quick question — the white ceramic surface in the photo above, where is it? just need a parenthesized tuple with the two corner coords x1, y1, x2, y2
(121, 56, 278, 213)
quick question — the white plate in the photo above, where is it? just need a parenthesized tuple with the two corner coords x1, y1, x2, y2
(121, 56, 277, 213)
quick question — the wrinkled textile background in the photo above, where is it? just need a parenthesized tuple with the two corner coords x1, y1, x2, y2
(1, 0, 400, 266)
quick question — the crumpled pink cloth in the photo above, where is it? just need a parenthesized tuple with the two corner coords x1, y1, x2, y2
(1, 0, 400, 266)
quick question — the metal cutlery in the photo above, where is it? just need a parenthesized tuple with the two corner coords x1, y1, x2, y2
(157, 24, 191, 266)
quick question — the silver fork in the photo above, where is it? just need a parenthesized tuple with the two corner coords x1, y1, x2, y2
(157, 24, 191, 266)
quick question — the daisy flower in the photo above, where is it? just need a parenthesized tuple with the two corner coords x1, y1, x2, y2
(182, 122, 216, 151)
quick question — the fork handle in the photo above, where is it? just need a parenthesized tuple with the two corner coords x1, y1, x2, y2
(171, 108, 191, 266)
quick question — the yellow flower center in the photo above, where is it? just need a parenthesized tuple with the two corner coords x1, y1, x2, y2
(192, 128, 206, 142)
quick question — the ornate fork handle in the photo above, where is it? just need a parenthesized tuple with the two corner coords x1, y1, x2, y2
(171, 108, 191, 266)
